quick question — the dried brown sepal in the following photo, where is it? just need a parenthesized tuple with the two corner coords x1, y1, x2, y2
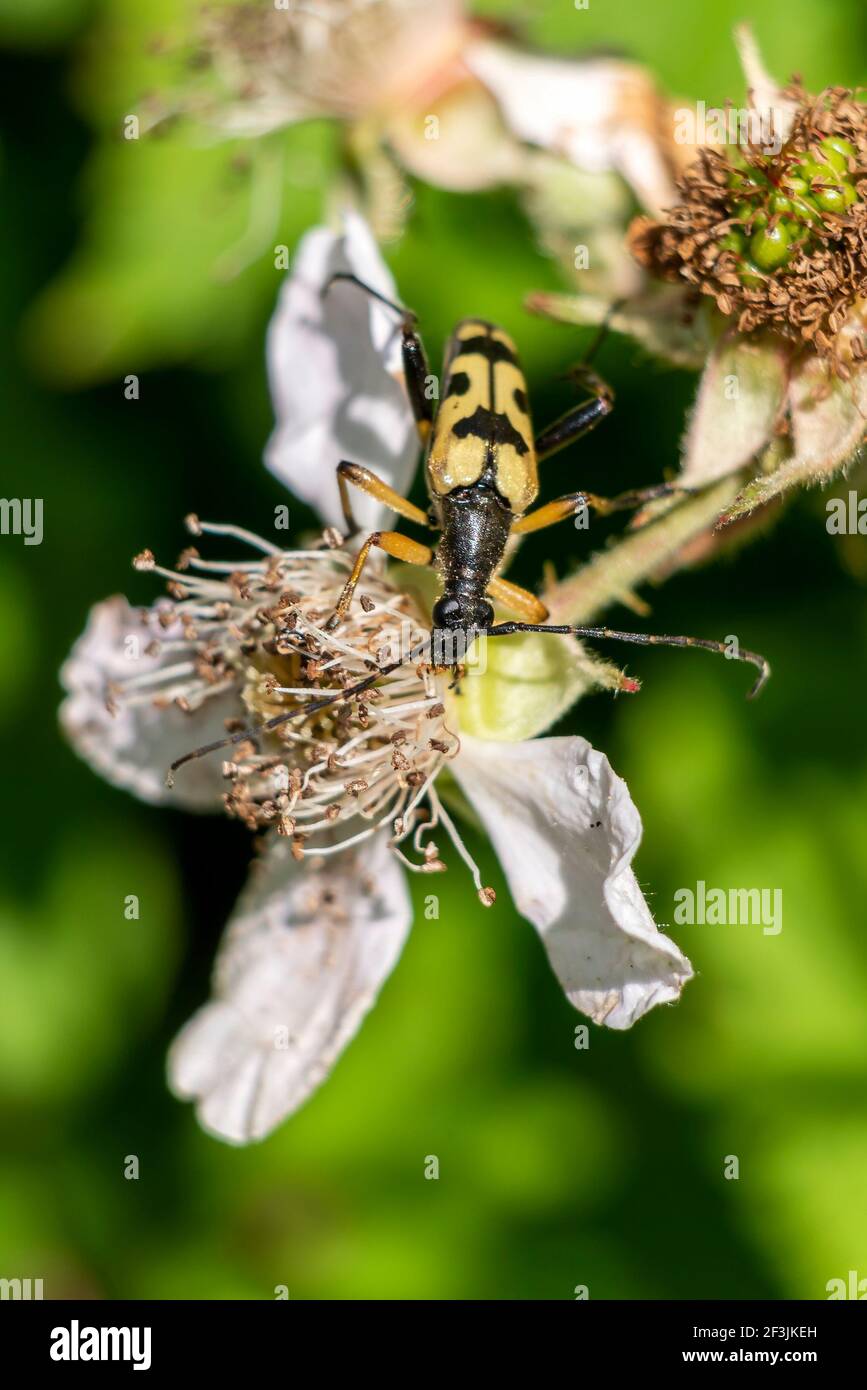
(629, 83, 867, 364)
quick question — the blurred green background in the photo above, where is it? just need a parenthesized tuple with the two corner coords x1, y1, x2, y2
(1, 0, 867, 1300)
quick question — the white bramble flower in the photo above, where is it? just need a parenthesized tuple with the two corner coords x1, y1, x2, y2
(60, 213, 695, 1145)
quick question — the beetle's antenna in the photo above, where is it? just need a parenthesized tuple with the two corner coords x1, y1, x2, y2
(166, 643, 428, 786)
(322, 272, 414, 322)
(484, 622, 770, 699)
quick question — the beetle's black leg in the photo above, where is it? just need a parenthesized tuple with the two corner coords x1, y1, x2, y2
(533, 365, 614, 462)
(400, 323, 435, 442)
(324, 272, 434, 440)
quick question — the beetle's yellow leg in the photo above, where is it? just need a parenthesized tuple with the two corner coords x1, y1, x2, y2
(511, 482, 687, 535)
(486, 575, 549, 623)
(337, 460, 430, 539)
(326, 531, 434, 629)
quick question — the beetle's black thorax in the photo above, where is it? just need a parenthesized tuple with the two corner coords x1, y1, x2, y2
(434, 484, 513, 601)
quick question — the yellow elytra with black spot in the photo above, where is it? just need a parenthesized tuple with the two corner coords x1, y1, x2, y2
(426, 319, 539, 513)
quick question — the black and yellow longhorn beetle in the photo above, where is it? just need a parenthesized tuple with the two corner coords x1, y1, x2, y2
(169, 278, 769, 781)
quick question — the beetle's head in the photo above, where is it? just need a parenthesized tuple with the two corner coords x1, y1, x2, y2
(431, 593, 494, 635)
(430, 594, 493, 669)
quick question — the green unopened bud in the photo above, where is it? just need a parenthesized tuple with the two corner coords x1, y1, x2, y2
(734, 200, 767, 229)
(819, 136, 858, 172)
(781, 174, 809, 196)
(814, 182, 850, 214)
(728, 168, 768, 192)
(739, 261, 766, 289)
(798, 158, 837, 183)
(787, 191, 823, 224)
(750, 222, 791, 270)
(720, 229, 747, 254)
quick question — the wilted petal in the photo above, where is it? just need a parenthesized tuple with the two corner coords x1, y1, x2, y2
(680, 334, 787, 486)
(201, 0, 468, 139)
(722, 357, 867, 522)
(60, 596, 236, 811)
(387, 79, 523, 191)
(168, 833, 412, 1143)
(466, 42, 677, 216)
(264, 212, 418, 531)
(452, 735, 692, 1028)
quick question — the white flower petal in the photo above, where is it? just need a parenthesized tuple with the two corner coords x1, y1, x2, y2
(680, 335, 787, 486)
(264, 211, 418, 530)
(452, 734, 692, 1028)
(466, 41, 676, 216)
(168, 833, 412, 1143)
(59, 596, 236, 811)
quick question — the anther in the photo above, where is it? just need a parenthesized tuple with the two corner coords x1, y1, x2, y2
(176, 547, 199, 572)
